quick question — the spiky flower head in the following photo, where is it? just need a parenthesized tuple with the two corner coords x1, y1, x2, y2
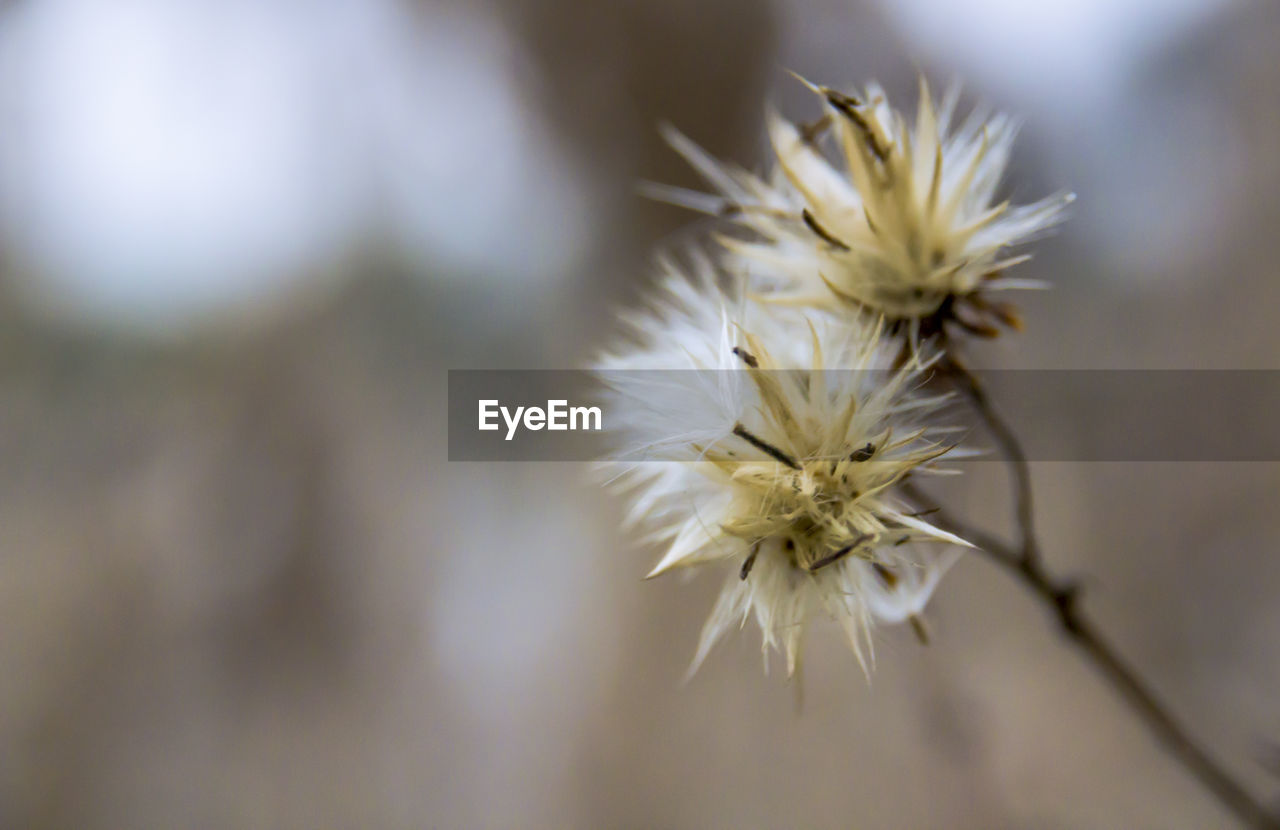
(646, 77, 1073, 346)
(596, 254, 971, 676)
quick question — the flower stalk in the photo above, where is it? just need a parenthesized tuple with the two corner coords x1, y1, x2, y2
(903, 363, 1279, 829)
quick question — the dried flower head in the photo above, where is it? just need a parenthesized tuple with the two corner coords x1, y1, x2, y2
(645, 76, 1073, 346)
(596, 254, 971, 676)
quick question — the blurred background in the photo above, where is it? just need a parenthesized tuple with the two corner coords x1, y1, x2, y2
(0, 0, 1277, 827)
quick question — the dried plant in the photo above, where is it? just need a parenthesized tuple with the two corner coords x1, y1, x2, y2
(597, 255, 968, 676)
(598, 74, 1279, 828)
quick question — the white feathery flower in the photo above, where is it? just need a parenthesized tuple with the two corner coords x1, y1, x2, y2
(645, 77, 1073, 344)
(595, 258, 972, 676)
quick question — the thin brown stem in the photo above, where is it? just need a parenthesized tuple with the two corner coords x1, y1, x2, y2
(941, 356, 1039, 563)
(899, 362, 1280, 829)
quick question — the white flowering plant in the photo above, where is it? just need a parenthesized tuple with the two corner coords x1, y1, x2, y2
(594, 74, 1279, 829)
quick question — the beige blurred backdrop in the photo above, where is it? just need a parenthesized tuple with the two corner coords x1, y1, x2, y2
(0, 0, 1277, 827)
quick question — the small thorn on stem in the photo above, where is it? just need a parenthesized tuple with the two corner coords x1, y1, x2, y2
(1051, 581, 1083, 633)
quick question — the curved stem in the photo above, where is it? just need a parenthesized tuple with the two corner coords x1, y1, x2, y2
(941, 356, 1039, 562)
(901, 360, 1280, 829)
